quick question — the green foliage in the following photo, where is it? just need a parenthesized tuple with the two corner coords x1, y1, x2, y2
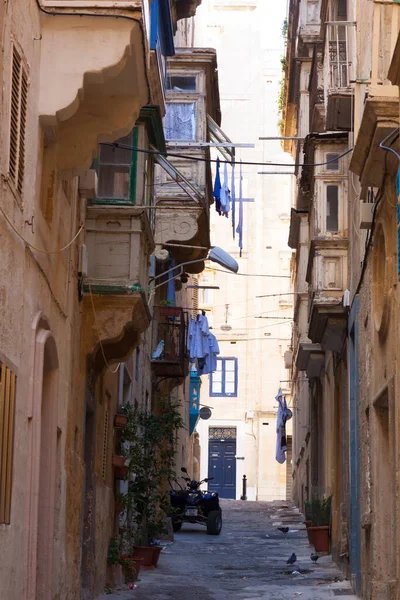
(281, 18, 288, 43)
(107, 538, 120, 566)
(159, 299, 175, 306)
(277, 18, 289, 122)
(119, 397, 184, 547)
(304, 496, 332, 526)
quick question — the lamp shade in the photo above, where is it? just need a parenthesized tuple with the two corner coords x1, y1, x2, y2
(209, 246, 239, 273)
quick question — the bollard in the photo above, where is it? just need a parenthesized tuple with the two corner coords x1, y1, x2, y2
(240, 474, 247, 500)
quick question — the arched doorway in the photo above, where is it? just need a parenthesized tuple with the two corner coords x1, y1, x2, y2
(25, 314, 59, 600)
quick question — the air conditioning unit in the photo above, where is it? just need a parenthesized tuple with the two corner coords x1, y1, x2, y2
(246, 411, 255, 420)
(360, 203, 374, 229)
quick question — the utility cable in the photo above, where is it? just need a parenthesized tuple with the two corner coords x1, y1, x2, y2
(0, 205, 84, 253)
(100, 141, 353, 169)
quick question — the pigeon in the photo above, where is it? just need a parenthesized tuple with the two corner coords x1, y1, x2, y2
(310, 553, 319, 563)
(287, 553, 297, 565)
(278, 527, 289, 533)
(151, 340, 164, 360)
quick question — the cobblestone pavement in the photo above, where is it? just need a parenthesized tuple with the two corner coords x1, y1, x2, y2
(97, 500, 358, 600)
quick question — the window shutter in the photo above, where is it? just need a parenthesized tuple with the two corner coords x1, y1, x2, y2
(9, 46, 28, 196)
(0, 363, 17, 524)
(192, 276, 199, 317)
(102, 409, 109, 481)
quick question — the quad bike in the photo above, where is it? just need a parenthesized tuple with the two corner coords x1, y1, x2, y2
(170, 467, 222, 535)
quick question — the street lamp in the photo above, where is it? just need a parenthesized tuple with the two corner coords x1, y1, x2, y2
(151, 246, 239, 286)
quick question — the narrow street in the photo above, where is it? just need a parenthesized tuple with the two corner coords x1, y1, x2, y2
(98, 501, 357, 600)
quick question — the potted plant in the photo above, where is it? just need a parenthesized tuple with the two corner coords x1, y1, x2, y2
(114, 405, 128, 428)
(106, 538, 123, 588)
(303, 500, 313, 543)
(158, 300, 181, 318)
(119, 397, 183, 567)
(306, 496, 332, 553)
(112, 454, 128, 480)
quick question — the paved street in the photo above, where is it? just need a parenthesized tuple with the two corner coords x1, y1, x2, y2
(98, 500, 357, 600)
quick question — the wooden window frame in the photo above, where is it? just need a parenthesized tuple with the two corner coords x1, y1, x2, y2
(8, 44, 28, 200)
(210, 357, 238, 397)
(92, 127, 139, 206)
(0, 363, 17, 524)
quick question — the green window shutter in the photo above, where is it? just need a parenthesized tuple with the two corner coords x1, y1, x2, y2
(129, 127, 139, 205)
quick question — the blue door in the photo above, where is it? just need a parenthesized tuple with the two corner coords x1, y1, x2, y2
(208, 439, 236, 499)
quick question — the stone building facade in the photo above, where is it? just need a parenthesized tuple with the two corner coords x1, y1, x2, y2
(283, 0, 400, 597)
(0, 1, 223, 598)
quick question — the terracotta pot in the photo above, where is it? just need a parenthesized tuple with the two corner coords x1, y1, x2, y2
(112, 455, 125, 467)
(114, 414, 128, 428)
(309, 525, 330, 553)
(151, 546, 163, 566)
(132, 545, 156, 567)
(114, 465, 128, 480)
(159, 306, 181, 318)
(304, 520, 312, 528)
(114, 501, 124, 515)
(120, 556, 143, 582)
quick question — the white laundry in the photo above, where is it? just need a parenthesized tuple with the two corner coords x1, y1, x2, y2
(220, 161, 231, 217)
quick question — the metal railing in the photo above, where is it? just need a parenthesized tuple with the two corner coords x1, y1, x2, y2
(326, 21, 355, 90)
(151, 306, 188, 377)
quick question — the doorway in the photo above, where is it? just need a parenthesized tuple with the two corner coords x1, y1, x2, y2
(208, 427, 236, 499)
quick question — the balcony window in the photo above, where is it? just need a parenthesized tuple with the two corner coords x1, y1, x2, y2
(167, 75, 196, 92)
(210, 357, 238, 397)
(165, 102, 196, 141)
(95, 129, 138, 205)
(326, 153, 340, 171)
(326, 185, 339, 232)
(151, 307, 188, 377)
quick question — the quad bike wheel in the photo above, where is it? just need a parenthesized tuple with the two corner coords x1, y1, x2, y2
(206, 510, 222, 535)
(173, 522, 182, 532)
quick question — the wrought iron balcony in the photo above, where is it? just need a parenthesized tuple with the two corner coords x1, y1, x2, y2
(324, 22, 355, 130)
(151, 306, 188, 377)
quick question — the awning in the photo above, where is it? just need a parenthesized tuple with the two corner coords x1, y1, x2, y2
(153, 145, 203, 203)
(207, 114, 235, 162)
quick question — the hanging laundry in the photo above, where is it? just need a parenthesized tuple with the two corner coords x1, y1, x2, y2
(187, 313, 220, 375)
(213, 157, 222, 215)
(220, 161, 231, 218)
(231, 161, 236, 238)
(236, 161, 244, 256)
(197, 333, 220, 376)
(187, 313, 210, 362)
(275, 388, 293, 464)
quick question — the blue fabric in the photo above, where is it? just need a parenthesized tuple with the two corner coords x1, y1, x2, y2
(166, 260, 176, 305)
(231, 162, 236, 238)
(213, 157, 222, 215)
(236, 162, 243, 256)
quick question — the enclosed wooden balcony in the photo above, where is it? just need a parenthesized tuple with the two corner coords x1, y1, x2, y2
(38, 1, 150, 173)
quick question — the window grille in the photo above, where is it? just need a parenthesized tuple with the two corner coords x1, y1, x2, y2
(0, 363, 17, 524)
(9, 46, 28, 196)
(102, 409, 109, 481)
(209, 427, 236, 441)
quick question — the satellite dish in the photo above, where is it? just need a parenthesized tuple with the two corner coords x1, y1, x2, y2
(199, 407, 212, 420)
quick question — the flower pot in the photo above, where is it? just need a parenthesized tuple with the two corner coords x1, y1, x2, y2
(151, 546, 163, 566)
(159, 306, 181, 318)
(304, 520, 312, 528)
(308, 526, 330, 553)
(112, 455, 126, 467)
(120, 556, 143, 583)
(114, 414, 128, 428)
(132, 545, 156, 567)
(114, 465, 128, 480)
(114, 501, 124, 515)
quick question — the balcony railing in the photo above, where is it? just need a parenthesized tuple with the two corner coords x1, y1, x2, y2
(151, 306, 188, 377)
(326, 22, 355, 90)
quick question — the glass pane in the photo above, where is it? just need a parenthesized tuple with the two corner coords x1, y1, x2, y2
(167, 75, 196, 92)
(212, 381, 222, 394)
(225, 359, 235, 372)
(165, 103, 196, 140)
(98, 165, 130, 199)
(213, 371, 222, 383)
(216, 360, 222, 372)
(225, 371, 235, 383)
(99, 132, 133, 164)
(326, 153, 339, 171)
(326, 185, 339, 232)
(225, 381, 235, 394)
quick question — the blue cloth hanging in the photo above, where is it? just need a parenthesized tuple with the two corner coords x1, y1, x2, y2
(236, 161, 243, 256)
(231, 161, 236, 237)
(166, 260, 176, 305)
(213, 157, 222, 215)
